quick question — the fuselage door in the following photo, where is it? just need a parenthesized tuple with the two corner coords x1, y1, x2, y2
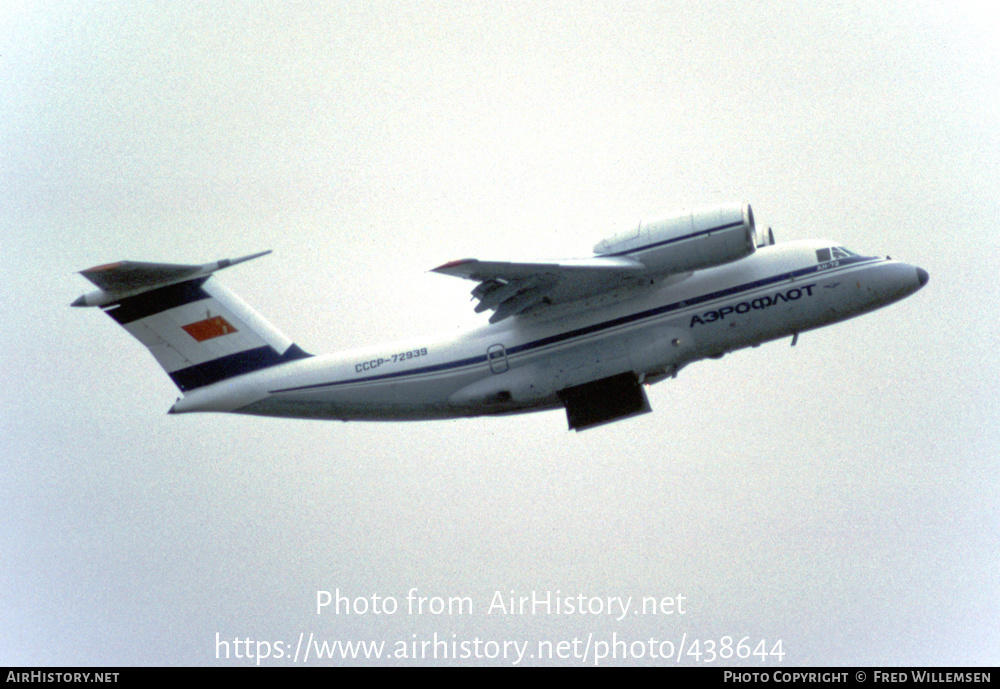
(487, 344, 509, 374)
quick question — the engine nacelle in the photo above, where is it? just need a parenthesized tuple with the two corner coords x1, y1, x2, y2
(593, 202, 757, 274)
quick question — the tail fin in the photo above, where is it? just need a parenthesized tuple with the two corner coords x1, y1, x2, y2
(72, 251, 311, 392)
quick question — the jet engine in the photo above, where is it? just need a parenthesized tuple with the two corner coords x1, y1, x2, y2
(593, 202, 757, 275)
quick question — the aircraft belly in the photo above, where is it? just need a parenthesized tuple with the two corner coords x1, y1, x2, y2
(541, 336, 630, 390)
(252, 362, 551, 421)
(626, 324, 696, 379)
(450, 324, 694, 409)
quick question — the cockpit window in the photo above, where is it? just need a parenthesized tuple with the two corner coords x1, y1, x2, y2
(816, 246, 858, 263)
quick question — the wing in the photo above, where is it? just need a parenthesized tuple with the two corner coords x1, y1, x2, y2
(432, 256, 645, 323)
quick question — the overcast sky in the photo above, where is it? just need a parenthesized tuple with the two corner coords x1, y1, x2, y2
(2, 1, 997, 666)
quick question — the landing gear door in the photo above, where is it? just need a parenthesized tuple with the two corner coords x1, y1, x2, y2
(487, 344, 509, 374)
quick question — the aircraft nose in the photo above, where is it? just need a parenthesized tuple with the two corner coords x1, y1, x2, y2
(916, 267, 929, 287)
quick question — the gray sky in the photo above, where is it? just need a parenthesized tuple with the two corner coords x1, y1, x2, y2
(2, 1, 997, 665)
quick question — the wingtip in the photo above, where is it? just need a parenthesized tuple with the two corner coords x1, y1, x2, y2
(79, 261, 124, 275)
(432, 258, 475, 272)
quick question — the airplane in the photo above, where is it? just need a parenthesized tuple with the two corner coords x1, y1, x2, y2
(71, 202, 928, 431)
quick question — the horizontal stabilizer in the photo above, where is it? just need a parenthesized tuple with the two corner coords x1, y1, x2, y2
(80, 261, 204, 293)
(72, 250, 271, 307)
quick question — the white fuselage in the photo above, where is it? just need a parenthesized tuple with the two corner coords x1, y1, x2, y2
(169, 240, 926, 422)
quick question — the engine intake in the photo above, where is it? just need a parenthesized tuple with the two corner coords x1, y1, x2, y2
(593, 202, 757, 275)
